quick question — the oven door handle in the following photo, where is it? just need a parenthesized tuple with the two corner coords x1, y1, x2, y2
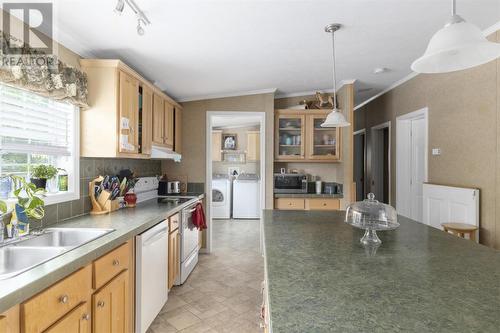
(188, 207, 197, 213)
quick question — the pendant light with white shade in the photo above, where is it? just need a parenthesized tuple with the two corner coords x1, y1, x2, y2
(411, 0, 500, 74)
(321, 23, 350, 128)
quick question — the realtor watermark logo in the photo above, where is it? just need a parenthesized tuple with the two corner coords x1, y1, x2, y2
(1, 1, 57, 67)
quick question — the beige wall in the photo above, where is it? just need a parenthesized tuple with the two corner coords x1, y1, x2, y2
(355, 32, 500, 249)
(274, 83, 355, 207)
(162, 93, 275, 208)
(213, 125, 260, 176)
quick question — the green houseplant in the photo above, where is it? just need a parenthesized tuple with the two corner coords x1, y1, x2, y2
(30, 165, 58, 190)
(11, 175, 45, 222)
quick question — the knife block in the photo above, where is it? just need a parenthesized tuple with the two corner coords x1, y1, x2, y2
(89, 176, 120, 215)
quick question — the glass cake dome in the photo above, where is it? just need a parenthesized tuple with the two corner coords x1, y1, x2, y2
(345, 193, 399, 245)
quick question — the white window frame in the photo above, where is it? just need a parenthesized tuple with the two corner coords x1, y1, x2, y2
(0, 85, 80, 206)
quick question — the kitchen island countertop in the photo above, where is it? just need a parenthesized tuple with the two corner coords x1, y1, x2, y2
(262, 210, 500, 333)
(0, 195, 203, 313)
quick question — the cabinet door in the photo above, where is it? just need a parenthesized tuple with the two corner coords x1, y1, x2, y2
(174, 107, 182, 154)
(152, 94, 165, 145)
(168, 231, 175, 290)
(164, 102, 175, 148)
(93, 271, 130, 333)
(212, 131, 222, 162)
(306, 114, 341, 160)
(246, 131, 260, 161)
(118, 71, 139, 154)
(141, 85, 153, 155)
(45, 302, 91, 333)
(275, 113, 305, 160)
(0, 305, 19, 333)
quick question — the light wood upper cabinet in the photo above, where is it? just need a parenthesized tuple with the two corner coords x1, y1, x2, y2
(44, 302, 91, 333)
(305, 113, 340, 161)
(141, 86, 153, 155)
(92, 270, 130, 333)
(246, 131, 260, 162)
(174, 107, 182, 154)
(80, 59, 182, 159)
(118, 71, 139, 154)
(275, 109, 341, 162)
(164, 102, 175, 148)
(275, 111, 305, 161)
(212, 130, 223, 162)
(152, 93, 165, 145)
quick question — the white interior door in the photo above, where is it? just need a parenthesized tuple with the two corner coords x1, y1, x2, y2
(410, 118, 425, 222)
(371, 130, 384, 201)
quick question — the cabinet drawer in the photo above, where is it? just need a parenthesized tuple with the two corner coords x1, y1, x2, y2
(274, 198, 305, 210)
(305, 198, 340, 210)
(93, 242, 131, 290)
(21, 265, 92, 333)
(169, 213, 180, 233)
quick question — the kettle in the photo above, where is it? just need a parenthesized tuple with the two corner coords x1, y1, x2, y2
(167, 181, 181, 194)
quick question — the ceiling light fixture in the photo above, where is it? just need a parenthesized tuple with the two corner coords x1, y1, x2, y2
(114, 0, 125, 15)
(114, 0, 151, 36)
(373, 67, 388, 74)
(137, 19, 145, 36)
(412, 0, 500, 73)
(321, 23, 350, 128)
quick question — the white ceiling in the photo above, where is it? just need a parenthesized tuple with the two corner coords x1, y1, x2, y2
(50, 0, 500, 105)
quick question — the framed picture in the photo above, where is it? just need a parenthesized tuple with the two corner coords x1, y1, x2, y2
(222, 134, 237, 150)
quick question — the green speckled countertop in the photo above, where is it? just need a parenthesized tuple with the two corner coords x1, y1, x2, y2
(0, 195, 203, 313)
(262, 210, 500, 333)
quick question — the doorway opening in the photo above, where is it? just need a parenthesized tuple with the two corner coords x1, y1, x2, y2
(205, 112, 266, 253)
(353, 129, 366, 201)
(396, 108, 428, 222)
(371, 122, 391, 204)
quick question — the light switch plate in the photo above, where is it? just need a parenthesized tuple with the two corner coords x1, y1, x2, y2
(432, 148, 441, 156)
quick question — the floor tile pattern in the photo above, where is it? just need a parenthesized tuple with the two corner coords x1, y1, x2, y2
(147, 219, 264, 333)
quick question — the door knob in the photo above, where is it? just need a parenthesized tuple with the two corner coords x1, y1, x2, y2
(82, 314, 91, 321)
(97, 301, 105, 308)
(59, 295, 69, 304)
(112, 259, 120, 266)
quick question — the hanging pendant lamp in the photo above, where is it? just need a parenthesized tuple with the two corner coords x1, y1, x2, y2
(321, 23, 350, 128)
(412, 0, 500, 74)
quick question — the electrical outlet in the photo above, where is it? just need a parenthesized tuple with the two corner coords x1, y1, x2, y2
(432, 148, 441, 156)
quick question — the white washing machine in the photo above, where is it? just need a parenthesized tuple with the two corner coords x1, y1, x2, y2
(212, 175, 232, 219)
(233, 174, 260, 219)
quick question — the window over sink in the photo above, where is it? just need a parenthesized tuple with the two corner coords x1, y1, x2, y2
(0, 82, 80, 205)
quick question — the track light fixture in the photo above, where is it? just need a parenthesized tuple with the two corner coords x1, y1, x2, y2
(114, 0, 151, 36)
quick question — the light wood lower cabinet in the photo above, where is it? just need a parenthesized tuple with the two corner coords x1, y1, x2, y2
(21, 265, 92, 333)
(274, 198, 340, 211)
(168, 214, 180, 290)
(274, 198, 305, 210)
(0, 305, 20, 333)
(18, 240, 133, 333)
(45, 302, 91, 333)
(92, 270, 130, 333)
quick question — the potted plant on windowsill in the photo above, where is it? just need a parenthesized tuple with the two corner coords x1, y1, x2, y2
(30, 165, 58, 190)
(11, 175, 45, 223)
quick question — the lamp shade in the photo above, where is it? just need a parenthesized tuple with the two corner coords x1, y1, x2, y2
(321, 108, 350, 127)
(412, 18, 500, 73)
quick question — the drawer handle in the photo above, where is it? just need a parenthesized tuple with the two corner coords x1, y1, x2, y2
(323, 203, 327, 206)
(59, 295, 69, 304)
(97, 301, 105, 308)
(82, 314, 91, 321)
(288, 203, 292, 206)
(112, 259, 120, 266)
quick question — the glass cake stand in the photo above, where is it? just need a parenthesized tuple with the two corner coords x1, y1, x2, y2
(345, 193, 399, 245)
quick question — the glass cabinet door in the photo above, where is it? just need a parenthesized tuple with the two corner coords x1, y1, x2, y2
(275, 114, 305, 160)
(306, 114, 341, 160)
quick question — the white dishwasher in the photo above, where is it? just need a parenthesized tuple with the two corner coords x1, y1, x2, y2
(136, 221, 169, 333)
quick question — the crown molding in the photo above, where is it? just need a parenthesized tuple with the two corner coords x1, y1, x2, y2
(354, 20, 500, 111)
(177, 88, 277, 102)
(274, 79, 357, 99)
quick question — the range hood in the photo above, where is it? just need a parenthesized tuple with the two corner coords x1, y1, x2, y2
(151, 145, 182, 162)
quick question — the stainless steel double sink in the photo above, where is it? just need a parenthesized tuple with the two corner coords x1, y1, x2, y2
(0, 228, 114, 280)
